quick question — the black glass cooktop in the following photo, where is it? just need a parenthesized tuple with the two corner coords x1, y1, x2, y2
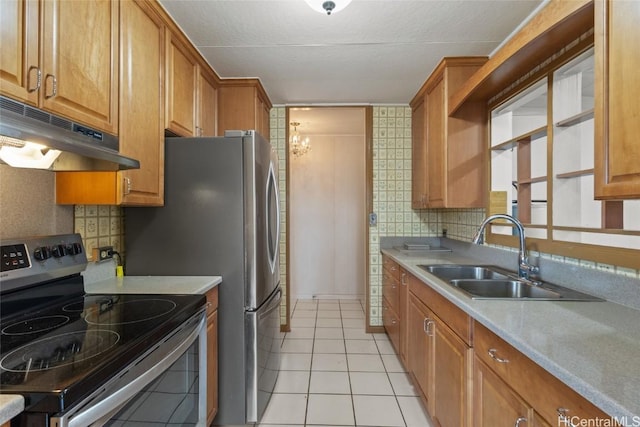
(0, 288, 205, 414)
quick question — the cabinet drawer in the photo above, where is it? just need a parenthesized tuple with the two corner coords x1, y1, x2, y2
(408, 274, 472, 345)
(382, 255, 400, 281)
(474, 322, 613, 425)
(382, 270, 400, 313)
(205, 286, 219, 316)
(382, 296, 400, 354)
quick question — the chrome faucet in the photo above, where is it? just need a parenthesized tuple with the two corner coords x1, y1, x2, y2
(472, 214, 540, 280)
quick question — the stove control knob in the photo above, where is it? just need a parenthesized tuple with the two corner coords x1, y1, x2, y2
(34, 246, 51, 261)
(66, 243, 83, 255)
(52, 244, 67, 258)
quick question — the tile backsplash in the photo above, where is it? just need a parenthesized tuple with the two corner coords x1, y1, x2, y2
(73, 205, 124, 261)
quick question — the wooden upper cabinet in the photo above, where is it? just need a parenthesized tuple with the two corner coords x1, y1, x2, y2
(415, 57, 487, 208)
(198, 65, 219, 137)
(117, 0, 165, 205)
(217, 79, 272, 139)
(1, 0, 118, 133)
(411, 57, 487, 209)
(0, 0, 39, 105)
(410, 94, 428, 208)
(165, 29, 198, 136)
(426, 77, 446, 207)
(56, 0, 165, 206)
(595, 0, 640, 199)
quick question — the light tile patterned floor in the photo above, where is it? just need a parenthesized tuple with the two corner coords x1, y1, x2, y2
(258, 299, 433, 427)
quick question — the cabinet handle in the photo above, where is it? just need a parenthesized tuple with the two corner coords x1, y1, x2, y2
(391, 283, 397, 289)
(124, 177, 132, 195)
(557, 408, 577, 427)
(44, 74, 57, 98)
(401, 272, 407, 286)
(390, 266, 397, 271)
(391, 319, 397, 325)
(423, 318, 434, 336)
(488, 348, 509, 363)
(514, 416, 527, 427)
(27, 66, 41, 92)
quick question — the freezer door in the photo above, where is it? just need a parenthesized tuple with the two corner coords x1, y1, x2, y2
(245, 287, 282, 423)
(244, 132, 280, 309)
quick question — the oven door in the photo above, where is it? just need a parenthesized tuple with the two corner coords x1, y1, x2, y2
(50, 311, 207, 427)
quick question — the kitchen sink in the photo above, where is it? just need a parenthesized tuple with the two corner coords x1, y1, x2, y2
(450, 279, 562, 299)
(418, 264, 603, 301)
(419, 264, 509, 280)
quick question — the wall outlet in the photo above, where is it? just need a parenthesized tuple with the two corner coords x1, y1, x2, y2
(93, 246, 113, 262)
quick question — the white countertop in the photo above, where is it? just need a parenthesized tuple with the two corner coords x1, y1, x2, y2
(0, 395, 24, 424)
(381, 247, 640, 426)
(84, 275, 221, 295)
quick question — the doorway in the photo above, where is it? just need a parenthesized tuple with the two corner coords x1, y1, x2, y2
(288, 107, 367, 302)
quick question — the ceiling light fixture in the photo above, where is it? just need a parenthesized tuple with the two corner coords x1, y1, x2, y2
(304, 0, 353, 15)
(289, 122, 311, 158)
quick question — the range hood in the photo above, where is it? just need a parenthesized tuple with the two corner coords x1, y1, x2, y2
(0, 96, 140, 171)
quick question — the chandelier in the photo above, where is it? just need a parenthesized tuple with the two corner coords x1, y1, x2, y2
(289, 122, 311, 158)
(304, 0, 353, 15)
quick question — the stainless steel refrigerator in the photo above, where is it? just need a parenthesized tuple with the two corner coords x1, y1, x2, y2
(124, 130, 281, 425)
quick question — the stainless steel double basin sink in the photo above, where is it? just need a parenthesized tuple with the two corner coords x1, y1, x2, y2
(418, 264, 602, 301)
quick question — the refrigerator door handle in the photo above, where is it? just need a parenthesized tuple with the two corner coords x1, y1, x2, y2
(266, 161, 280, 274)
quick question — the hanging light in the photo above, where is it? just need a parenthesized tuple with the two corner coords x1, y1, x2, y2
(289, 122, 311, 158)
(304, 0, 353, 15)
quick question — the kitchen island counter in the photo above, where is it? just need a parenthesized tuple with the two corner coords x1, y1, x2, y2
(381, 245, 640, 425)
(85, 275, 221, 295)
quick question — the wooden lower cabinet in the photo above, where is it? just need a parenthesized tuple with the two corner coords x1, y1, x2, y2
(474, 322, 615, 426)
(407, 293, 434, 413)
(474, 357, 550, 427)
(382, 296, 400, 353)
(205, 287, 219, 425)
(398, 269, 409, 365)
(433, 317, 472, 427)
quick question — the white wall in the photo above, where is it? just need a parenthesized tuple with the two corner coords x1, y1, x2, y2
(290, 132, 366, 300)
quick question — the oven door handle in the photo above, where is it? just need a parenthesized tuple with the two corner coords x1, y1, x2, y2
(51, 311, 207, 427)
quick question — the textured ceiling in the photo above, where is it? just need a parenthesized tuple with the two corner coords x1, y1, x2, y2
(159, 0, 544, 105)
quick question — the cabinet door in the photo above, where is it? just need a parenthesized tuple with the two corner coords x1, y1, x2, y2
(407, 294, 434, 413)
(474, 358, 532, 427)
(41, 0, 118, 133)
(166, 31, 197, 136)
(198, 66, 218, 137)
(411, 96, 428, 208)
(382, 296, 400, 354)
(595, 0, 640, 199)
(207, 309, 218, 425)
(433, 316, 471, 427)
(0, 0, 39, 105)
(119, 0, 165, 206)
(398, 270, 408, 366)
(427, 77, 446, 207)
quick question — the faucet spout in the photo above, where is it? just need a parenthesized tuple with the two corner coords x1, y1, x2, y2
(472, 214, 539, 279)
